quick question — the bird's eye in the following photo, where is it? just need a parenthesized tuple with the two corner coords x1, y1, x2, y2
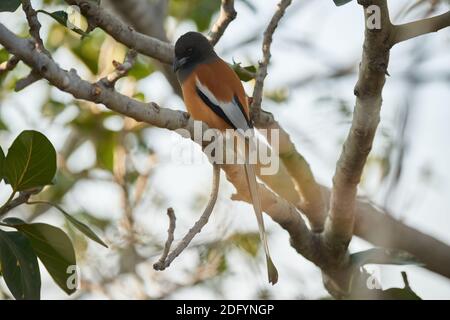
(187, 47, 193, 54)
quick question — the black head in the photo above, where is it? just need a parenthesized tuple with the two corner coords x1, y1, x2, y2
(173, 32, 216, 74)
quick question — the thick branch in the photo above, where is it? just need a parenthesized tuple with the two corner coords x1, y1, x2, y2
(391, 11, 450, 45)
(65, 0, 173, 64)
(256, 111, 326, 231)
(107, 0, 182, 97)
(208, 0, 237, 46)
(325, 0, 391, 253)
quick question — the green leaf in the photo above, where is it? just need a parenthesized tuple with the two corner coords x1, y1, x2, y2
(96, 131, 116, 172)
(231, 63, 256, 82)
(42, 99, 66, 118)
(228, 232, 260, 257)
(62, 211, 108, 248)
(333, 0, 353, 6)
(128, 57, 155, 80)
(0, 230, 41, 300)
(4, 130, 57, 192)
(25, 200, 107, 247)
(350, 270, 421, 300)
(0, 0, 21, 12)
(0, 48, 10, 63)
(169, 0, 221, 32)
(0, 117, 9, 131)
(37, 10, 89, 37)
(2, 219, 77, 295)
(351, 248, 423, 268)
(0, 146, 5, 182)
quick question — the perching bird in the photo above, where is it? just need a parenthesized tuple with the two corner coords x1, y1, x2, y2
(173, 31, 278, 284)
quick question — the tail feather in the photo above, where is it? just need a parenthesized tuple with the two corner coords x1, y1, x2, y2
(244, 163, 278, 285)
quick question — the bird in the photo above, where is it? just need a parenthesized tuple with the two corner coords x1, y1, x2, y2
(173, 31, 278, 285)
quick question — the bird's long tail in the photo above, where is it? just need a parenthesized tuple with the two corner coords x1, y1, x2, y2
(244, 162, 278, 285)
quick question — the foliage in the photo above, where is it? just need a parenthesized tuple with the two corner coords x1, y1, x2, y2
(0, 131, 106, 299)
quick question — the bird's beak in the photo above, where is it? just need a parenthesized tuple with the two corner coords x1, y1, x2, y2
(173, 57, 188, 73)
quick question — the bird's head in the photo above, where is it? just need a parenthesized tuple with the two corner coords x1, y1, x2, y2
(173, 32, 216, 74)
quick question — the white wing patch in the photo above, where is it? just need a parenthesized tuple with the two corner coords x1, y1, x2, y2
(195, 77, 250, 131)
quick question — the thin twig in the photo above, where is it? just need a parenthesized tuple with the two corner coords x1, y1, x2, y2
(99, 49, 137, 87)
(21, 0, 46, 51)
(153, 208, 176, 269)
(0, 55, 20, 75)
(0, 191, 32, 217)
(153, 164, 220, 271)
(208, 0, 237, 46)
(15, 71, 41, 91)
(250, 0, 292, 120)
(17, 0, 49, 90)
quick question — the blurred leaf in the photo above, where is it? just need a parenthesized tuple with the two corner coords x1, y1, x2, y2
(333, 0, 353, 6)
(265, 88, 289, 103)
(42, 99, 66, 118)
(169, 0, 221, 31)
(4, 130, 57, 192)
(55, 205, 108, 248)
(96, 131, 117, 172)
(0, 146, 4, 182)
(3, 219, 77, 295)
(231, 63, 256, 82)
(0, 0, 21, 12)
(382, 287, 421, 300)
(350, 269, 421, 300)
(31, 171, 77, 217)
(37, 10, 89, 37)
(48, 25, 105, 74)
(0, 230, 41, 300)
(75, 211, 111, 231)
(0, 48, 9, 63)
(98, 35, 126, 77)
(351, 248, 423, 268)
(128, 57, 155, 80)
(133, 92, 146, 102)
(0, 117, 9, 131)
(240, 0, 257, 12)
(27, 199, 107, 248)
(228, 232, 260, 257)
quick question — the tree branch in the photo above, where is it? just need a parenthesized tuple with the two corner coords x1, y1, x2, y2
(18, 0, 48, 91)
(107, 0, 182, 97)
(65, 0, 174, 64)
(0, 55, 19, 75)
(208, 0, 237, 46)
(324, 0, 392, 255)
(0, 191, 33, 217)
(21, 0, 46, 51)
(251, 0, 292, 119)
(99, 49, 137, 87)
(153, 207, 176, 269)
(391, 10, 450, 45)
(256, 110, 326, 232)
(154, 164, 220, 270)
